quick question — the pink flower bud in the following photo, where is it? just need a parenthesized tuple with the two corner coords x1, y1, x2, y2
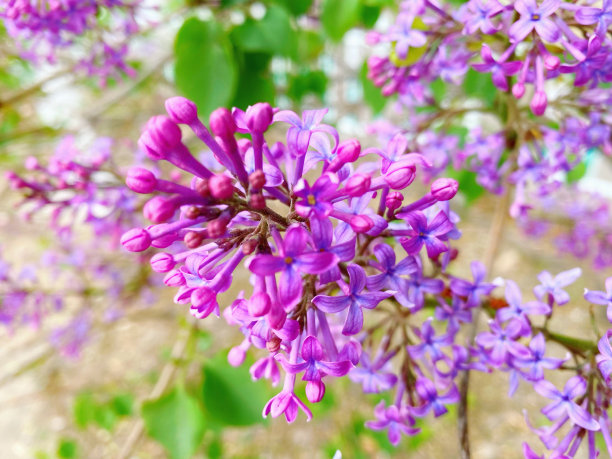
(150, 252, 175, 272)
(350, 215, 374, 233)
(337, 139, 361, 163)
(228, 346, 246, 367)
(249, 170, 266, 189)
(126, 167, 157, 193)
(242, 239, 258, 255)
(384, 161, 416, 189)
(345, 173, 371, 197)
(209, 107, 236, 137)
(530, 91, 547, 116)
(305, 380, 325, 403)
(184, 231, 204, 249)
(431, 178, 459, 201)
(195, 178, 210, 197)
(190, 287, 218, 318)
(143, 196, 176, 223)
(139, 116, 182, 160)
(149, 224, 178, 248)
(512, 82, 525, 99)
(165, 97, 199, 125)
(266, 336, 282, 353)
(249, 193, 266, 209)
(121, 228, 151, 252)
(385, 191, 404, 211)
(544, 55, 560, 71)
(246, 102, 273, 133)
(248, 291, 271, 317)
(207, 217, 228, 239)
(163, 269, 185, 287)
(209, 174, 234, 200)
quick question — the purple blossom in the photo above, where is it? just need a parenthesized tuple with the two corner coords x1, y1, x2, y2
(497, 280, 551, 326)
(472, 44, 523, 91)
(407, 318, 453, 362)
(366, 243, 417, 307)
(533, 268, 581, 306)
(584, 277, 612, 322)
(411, 378, 460, 418)
(534, 376, 599, 431)
(449, 261, 495, 307)
(294, 173, 339, 219)
(575, 0, 612, 37)
(349, 349, 398, 393)
(273, 109, 338, 157)
(509, 0, 561, 43)
(476, 319, 531, 366)
(365, 401, 419, 446)
(398, 211, 454, 259)
(516, 333, 565, 381)
(313, 264, 392, 335)
(596, 331, 612, 386)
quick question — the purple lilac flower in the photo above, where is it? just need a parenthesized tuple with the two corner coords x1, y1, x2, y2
(584, 277, 612, 322)
(411, 377, 460, 418)
(516, 333, 565, 381)
(366, 243, 417, 307)
(472, 44, 523, 91)
(476, 319, 531, 366)
(509, 0, 561, 43)
(533, 268, 581, 306)
(365, 400, 419, 446)
(497, 280, 551, 327)
(449, 261, 495, 307)
(398, 211, 454, 259)
(596, 330, 612, 386)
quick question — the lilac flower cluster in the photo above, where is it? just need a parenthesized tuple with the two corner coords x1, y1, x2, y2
(518, 186, 612, 270)
(0, 0, 141, 85)
(6, 136, 141, 247)
(367, 0, 612, 116)
(120, 98, 482, 427)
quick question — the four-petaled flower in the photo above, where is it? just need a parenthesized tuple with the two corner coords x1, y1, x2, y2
(399, 211, 454, 259)
(584, 276, 612, 322)
(472, 44, 523, 91)
(365, 401, 420, 446)
(313, 264, 393, 335)
(509, 0, 561, 43)
(534, 268, 582, 306)
(274, 109, 339, 157)
(294, 173, 339, 219)
(366, 243, 417, 307)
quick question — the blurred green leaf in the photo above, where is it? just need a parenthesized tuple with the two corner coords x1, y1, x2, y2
(431, 78, 446, 106)
(232, 71, 276, 108)
(360, 5, 381, 28)
(73, 392, 96, 429)
(142, 386, 206, 459)
(57, 438, 78, 459)
(567, 161, 587, 183)
(360, 62, 386, 114)
(231, 6, 297, 58)
(321, 0, 361, 42)
(174, 18, 237, 118)
(297, 29, 325, 62)
(447, 169, 485, 203)
(463, 68, 496, 107)
(288, 70, 327, 103)
(93, 404, 117, 431)
(111, 393, 133, 417)
(201, 353, 270, 427)
(273, 0, 313, 16)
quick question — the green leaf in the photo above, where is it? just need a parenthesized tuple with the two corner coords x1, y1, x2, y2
(360, 5, 381, 28)
(462, 68, 496, 107)
(73, 392, 96, 429)
(93, 404, 117, 431)
(446, 169, 485, 204)
(273, 0, 313, 16)
(231, 6, 297, 58)
(142, 386, 206, 459)
(57, 438, 78, 459)
(288, 70, 328, 103)
(174, 18, 237, 118)
(201, 353, 270, 427)
(232, 71, 276, 109)
(111, 393, 133, 417)
(567, 161, 587, 183)
(321, 0, 361, 42)
(430, 78, 446, 106)
(359, 62, 386, 114)
(297, 29, 325, 62)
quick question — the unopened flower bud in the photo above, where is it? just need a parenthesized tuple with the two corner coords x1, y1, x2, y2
(512, 82, 525, 99)
(209, 174, 234, 200)
(139, 116, 182, 160)
(337, 139, 361, 163)
(242, 239, 258, 255)
(195, 178, 210, 197)
(228, 346, 246, 367)
(164, 269, 185, 287)
(431, 178, 459, 201)
(184, 206, 201, 220)
(165, 97, 199, 125)
(207, 217, 228, 238)
(143, 196, 176, 223)
(149, 224, 178, 248)
(544, 55, 560, 71)
(209, 107, 236, 138)
(246, 102, 273, 133)
(248, 291, 271, 317)
(249, 192, 266, 209)
(150, 252, 175, 272)
(249, 170, 266, 189)
(121, 228, 151, 252)
(266, 336, 282, 353)
(350, 215, 374, 233)
(126, 167, 157, 193)
(345, 174, 371, 197)
(530, 91, 547, 116)
(184, 231, 204, 249)
(385, 191, 404, 211)
(384, 161, 416, 189)
(305, 380, 325, 403)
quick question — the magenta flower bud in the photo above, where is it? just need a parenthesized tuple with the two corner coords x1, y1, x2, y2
(150, 252, 175, 272)
(184, 206, 201, 220)
(139, 116, 183, 160)
(165, 97, 199, 125)
(350, 215, 374, 233)
(246, 102, 273, 133)
(248, 291, 271, 317)
(249, 193, 266, 209)
(530, 91, 547, 116)
(207, 217, 228, 239)
(228, 346, 246, 367)
(385, 191, 404, 211)
(266, 336, 282, 353)
(267, 305, 286, 330)
(384, 162, 416, 189)
(184, 231, 204, 249)
(121, 228, 151, 252)
(345, 174, 371, 197)
(337, 139, 361, 163)
(305, 380, 326, 403)
(126, 167, 157, 193)
(209, 174, 234, 200)
(249, 170, 266, 189)
(431, 178, 459, 201)
(242, 239, 258, 255)
(209, 107, 236, 138)
(143, 196, 176, 223)
(163, 269, 185, 287)
(190, 287, 219, 318)
(237, 138, 251, 154)
(544, 55, 560, 71)
(25, 156, 39, 170)
(148, 224, 178, 248)
(512, 82, 525, 99)
(195, 178, 210, 197)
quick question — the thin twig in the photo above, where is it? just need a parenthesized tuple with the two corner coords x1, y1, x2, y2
(457, 189, 510, 459)
(117, 321, 198, 459)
